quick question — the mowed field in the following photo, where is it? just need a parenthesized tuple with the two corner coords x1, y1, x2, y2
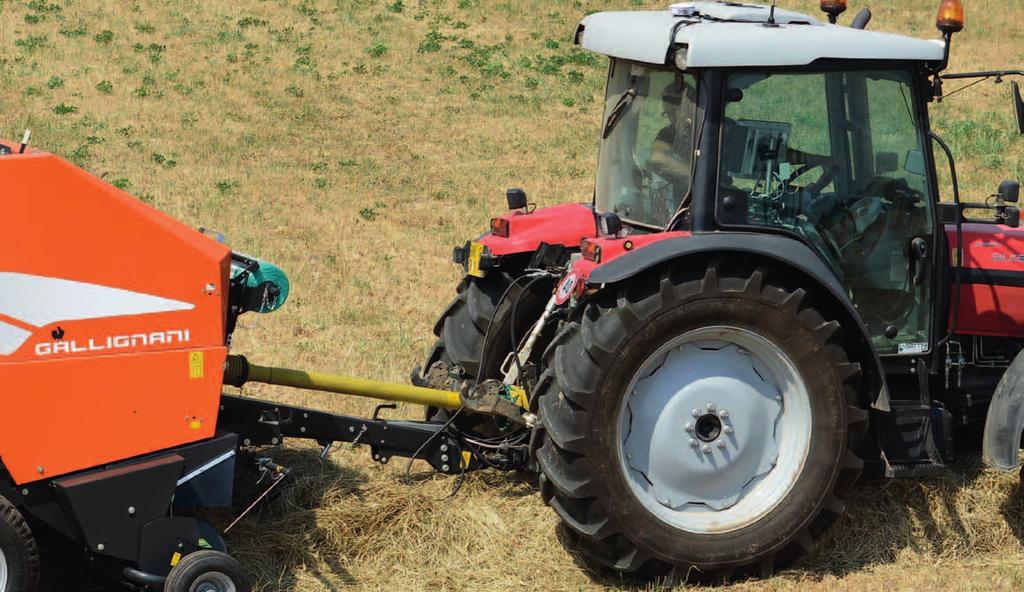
(3, 0, 1024, 590)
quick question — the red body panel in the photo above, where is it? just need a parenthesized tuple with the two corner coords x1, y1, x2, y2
(946, 223, 1024, 338)
(0, 145, 230, 484)
(571, 231, 692, 282)
(479, 203, 597, 255)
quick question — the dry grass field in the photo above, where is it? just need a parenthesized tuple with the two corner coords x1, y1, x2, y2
(2, 0, 1024, 590)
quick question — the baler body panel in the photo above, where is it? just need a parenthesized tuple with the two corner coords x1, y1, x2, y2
(0, 148, 230, 484)
(947, 223, 1024, 338)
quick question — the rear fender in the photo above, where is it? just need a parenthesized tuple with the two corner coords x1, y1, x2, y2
(983, 352, 1024, 471)
(580, 232, 889, 411)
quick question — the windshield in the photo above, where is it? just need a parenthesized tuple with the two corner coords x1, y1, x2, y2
(595, 61, 698, 227)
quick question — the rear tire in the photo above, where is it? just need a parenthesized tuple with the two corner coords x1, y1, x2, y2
(164, 550, 250, 592)
(534, 260, 867, 582)
(0, 496, 39, 592)
(424, 272, 553, 429)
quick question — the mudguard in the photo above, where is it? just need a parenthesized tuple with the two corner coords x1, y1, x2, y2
(586, 232, 890, 411)
(983, 350, 1024, 471)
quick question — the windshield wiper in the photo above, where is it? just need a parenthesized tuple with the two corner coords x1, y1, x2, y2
(602, 88, 637, 139)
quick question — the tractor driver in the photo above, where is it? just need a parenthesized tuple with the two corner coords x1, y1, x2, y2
(648, 81, 695, 193)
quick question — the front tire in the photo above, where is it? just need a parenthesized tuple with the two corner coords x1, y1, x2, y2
(0, 496, 39, 592)
(164, 550, 250, 592)
(534, 259, 868, 582)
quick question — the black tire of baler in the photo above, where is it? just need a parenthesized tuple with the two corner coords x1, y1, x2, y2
(424, 273, 550, 424)
(533, 259, 869, 583)
(0, 495, 40, 592)
(164, 550, 250, 592)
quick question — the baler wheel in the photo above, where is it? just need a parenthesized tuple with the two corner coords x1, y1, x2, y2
(0, 495, 39, 592)
(164, 550, 250, 592)
(533, 260, 868, 583)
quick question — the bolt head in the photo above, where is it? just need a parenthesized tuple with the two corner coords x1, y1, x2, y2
(684, 422, 693, 432)
(97, 543, 105, 552)
(441, 454, 449, 462)
(441, 464, 450, 472)
(36, 466, 44, 475)
(702, 445, 712, 454)
(440, 444, 449, 452)
(692, 408, 701, 418)
(20, 489, 27, 497)
(271, 437, 279, 445)
(689, 439, 699, 447)
(243, 438, 251, 446)
(719, 409, 729, 419)
(717, 440, 726, 449)
(300, 426, 307, 433)
(706, 403, 716, 412)
(775, 395, 783, 402)
(128, 506, 136, 515)
(724, 426, 734, 435)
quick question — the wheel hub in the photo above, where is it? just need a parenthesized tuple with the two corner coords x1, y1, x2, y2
(614, 322, 818, 535)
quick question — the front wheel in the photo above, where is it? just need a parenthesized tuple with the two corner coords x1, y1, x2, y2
(534, 260, 868, 582)
(0, 496, 39, 592)
(164, 550, 250, 592)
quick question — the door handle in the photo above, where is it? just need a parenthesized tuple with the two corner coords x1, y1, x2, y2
(910, 237, 928, 286)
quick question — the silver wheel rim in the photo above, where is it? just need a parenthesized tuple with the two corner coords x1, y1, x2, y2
(617, 326, 812, 534)
(190, 572, 236, 592)
(0, 547, 8, 591)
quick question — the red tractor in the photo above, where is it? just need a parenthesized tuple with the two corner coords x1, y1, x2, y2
(424, 0, 1024, 583)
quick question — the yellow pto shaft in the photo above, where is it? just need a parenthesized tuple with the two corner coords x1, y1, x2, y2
(223, 355, 462, 410)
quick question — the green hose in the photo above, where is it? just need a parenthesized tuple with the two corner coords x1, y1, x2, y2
(231, 257, 290, 313)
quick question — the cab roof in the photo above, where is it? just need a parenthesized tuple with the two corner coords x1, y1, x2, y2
(575, 2, 945, 68)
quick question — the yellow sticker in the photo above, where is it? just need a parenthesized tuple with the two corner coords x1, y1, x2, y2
(509, 386, 529, 409)
(460, 451, 472, 469)
(170, 551, 182, 567)
(467, 242, 485, 278)
(188, 351, 204, 379)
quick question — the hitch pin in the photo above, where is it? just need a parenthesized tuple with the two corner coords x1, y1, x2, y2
(319, 441, 334, 459)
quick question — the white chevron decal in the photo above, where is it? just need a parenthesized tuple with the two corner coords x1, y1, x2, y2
(0, 272, 195, 356)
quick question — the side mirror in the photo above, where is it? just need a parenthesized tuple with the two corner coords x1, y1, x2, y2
(598, 211, 623, 236)
(1013, 82, 1024, 135)
(904, 149, 927, 176)
(1005, 207, 1020, 228)
(999, 179, 1020, 203)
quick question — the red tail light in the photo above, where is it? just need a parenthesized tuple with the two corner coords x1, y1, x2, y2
(490, 217, 510, 238)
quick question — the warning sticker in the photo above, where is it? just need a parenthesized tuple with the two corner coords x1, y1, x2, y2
(188, 351, 204, 379)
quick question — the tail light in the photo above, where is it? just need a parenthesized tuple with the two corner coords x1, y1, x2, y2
(581, 239, 602, 263)
(490, 217, 510, 238)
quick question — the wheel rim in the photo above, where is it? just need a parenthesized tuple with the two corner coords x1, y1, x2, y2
(0, 547, 8, 592)
(190, 572, 236, 592)
(617, 325, 812, 534)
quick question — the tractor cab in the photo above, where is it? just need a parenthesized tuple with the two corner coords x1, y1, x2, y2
(585, 2, 949, 356)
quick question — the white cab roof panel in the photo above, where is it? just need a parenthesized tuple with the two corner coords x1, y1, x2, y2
(576, 2, 945, 67)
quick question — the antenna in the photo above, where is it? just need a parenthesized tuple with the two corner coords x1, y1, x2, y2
(766, 0, 779, 27)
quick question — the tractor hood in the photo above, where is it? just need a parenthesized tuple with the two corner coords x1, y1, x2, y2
(576, 3, 945, 67)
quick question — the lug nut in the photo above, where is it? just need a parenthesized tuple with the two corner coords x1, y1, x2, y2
(724, 426, 734, 435)
(706, 403, 716, 412)
(702, 445, 712, 454)
(692, 408, 701, 418)
(684, 422, 693, 432)
(719, 409, 729, 419)
(717, 441, 726, 449)
(689, 439, 699, 447)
